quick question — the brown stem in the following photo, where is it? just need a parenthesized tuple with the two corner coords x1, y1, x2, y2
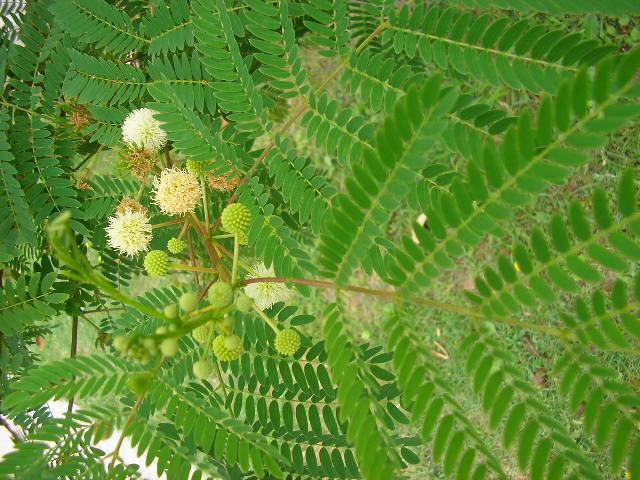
(189, 214, 228, 281)
(152, 218, 186, 230)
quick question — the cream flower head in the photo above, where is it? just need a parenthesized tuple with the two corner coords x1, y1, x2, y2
(244, 263, 293, 310)
(106, 209, 152, 256)
(152, 167, 201, 216)
(122, 108, 167, 153)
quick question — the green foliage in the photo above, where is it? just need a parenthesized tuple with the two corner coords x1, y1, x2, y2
(1, 0, 639, 479)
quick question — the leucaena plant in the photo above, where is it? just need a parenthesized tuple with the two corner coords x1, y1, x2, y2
(0, 1, 639, 479)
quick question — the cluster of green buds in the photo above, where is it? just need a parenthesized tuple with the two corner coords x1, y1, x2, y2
(119, 202, 303, 384)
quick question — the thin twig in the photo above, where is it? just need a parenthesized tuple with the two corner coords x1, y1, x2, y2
(241, 277, 573, 340)
(0, 414, 22, 443)
(72, 145, 103, 172)
(81, 307, 125, 314)
(187, 229, 200, 290)
(66, 315, 79, 415)
(108, 358, 165, 469)
(152, 218, 186, 230)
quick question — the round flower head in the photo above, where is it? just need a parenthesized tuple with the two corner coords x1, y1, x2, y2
(186, 159, 208, 177)
(221, 203, 252, 234)
(192, 322, 214, 344)
(244, 263, 293, 310)
(106, 209, 152, 257)
(212, 334, 243, 362)
(193, 359, 213, 379)
(122, 108, 166, 153)
(144, 250, 169, 276)
(167, 237, 185, 254)
(208, 281, 233, 308)
(153, 168, 201, 216)
(275, 329, 301, 356)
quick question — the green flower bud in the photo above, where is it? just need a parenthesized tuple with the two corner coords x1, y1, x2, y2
(179, 292, 198, 312)
(221, 203, 252, 234)
(193, 359, 213, 379)
(163, 304, 179, 319)
(275, 329, 301, 356)
(207, 281, 233, 308)
(186, 159, 208, 177)
(167, 237, 185, 254)
(127, 372, 153, 396)
(235, 293, 253, 312)
(160, 338, 179, 357)
(112, 335, 129, 352)
(192, 322, 214, 344)
(144, 250, 169, 276)
(212, 334, 243, 362)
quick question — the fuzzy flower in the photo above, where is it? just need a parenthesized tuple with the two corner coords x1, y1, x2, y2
(152, 167, 201, 216)
(244, 263, 293, 310)
(106, 209, 152, 256)
(122, 108, 166, 153)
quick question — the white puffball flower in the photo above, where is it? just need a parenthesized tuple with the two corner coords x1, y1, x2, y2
(122, 108, 167, 153)
(106, 209, 153, 257)
(152, 167, 201, 216)
(244, 263, 293, 310)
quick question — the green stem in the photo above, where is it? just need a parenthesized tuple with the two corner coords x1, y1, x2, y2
(254, 305, 279, 334)
(72, 145, 103, 172)
(201, 178, 210, 233)
(0, 99, 53, 119)
(169, 263, 216, 274)
(134, 179, 146, 202)
(214, 359, 228, 398)
(211, 233, 235, 239)
(231, 233, 239, 286)
(242, 277, 572, 340)
(66, 315, 79, 416)
(108, 358, 165, 469)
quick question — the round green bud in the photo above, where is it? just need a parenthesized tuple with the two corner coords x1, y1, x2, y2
(142, 338, 157, 351)
(193, 359, 213, 379)
(179, 292, 198, 312)
(160, 338, 179, 357)
(127, 372, 153, 396)
(156, 326, 169, 335)
(235, 293, 253, 312)
(221, 203, 252, 234)
(212, 334, 243, 362)
(275, 329, 301, 356)
(113, 335, 129, 352)
(144, 250, 169, 276)
(167, 237, 185, 254)
(163, 304, 179, 319)
(192, 322, 214, 344)
(186, 159, 208, 177)
(207, 281, 233, 308)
